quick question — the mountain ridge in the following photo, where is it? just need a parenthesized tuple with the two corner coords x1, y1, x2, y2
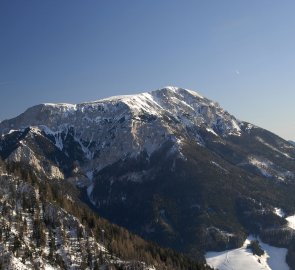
(0, 86, 244, 179)
(1, 86, 295, 269)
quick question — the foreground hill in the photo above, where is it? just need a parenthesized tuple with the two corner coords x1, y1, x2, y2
(0, 159, 211, 269)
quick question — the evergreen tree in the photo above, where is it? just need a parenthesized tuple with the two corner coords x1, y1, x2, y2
(12, 236, 21, 255)
(33, 218, 46, 247)
(48, 229, 55, 261)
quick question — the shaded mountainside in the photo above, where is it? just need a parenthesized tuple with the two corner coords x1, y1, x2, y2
(0, 159, 211, 270)
(1, 86, 295, 268)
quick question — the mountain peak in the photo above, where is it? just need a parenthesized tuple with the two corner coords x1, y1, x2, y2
(82, 86, 198, 102)
(156, 86, 204, 99)
(0, 86, 241, 139)
(0, 86, 244, 174)
(40, 86, 204, 107)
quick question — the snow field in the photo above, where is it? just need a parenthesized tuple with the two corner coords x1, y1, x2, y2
(206, 236, 289, 270)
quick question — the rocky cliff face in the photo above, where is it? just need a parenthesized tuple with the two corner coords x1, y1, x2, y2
(1, 86, 295, 262)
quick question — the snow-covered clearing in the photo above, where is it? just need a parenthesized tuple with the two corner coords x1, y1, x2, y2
(286, 215, 295, 230)
(206, 236, 289, 270)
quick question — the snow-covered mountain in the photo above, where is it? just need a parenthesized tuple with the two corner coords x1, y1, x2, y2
(1, 86, 295, 269)
(1, 86, 294, 186)
(0, 87, 242, 173)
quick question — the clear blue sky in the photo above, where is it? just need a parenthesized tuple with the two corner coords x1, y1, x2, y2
(1, 1, 295, 140)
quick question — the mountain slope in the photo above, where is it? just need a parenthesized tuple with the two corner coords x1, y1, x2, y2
(1, 86, 295, 267)
(0, 159, 211, 270)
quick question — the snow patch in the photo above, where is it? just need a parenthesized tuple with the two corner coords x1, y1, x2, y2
(40, 125, 64, 150)
(43, 103, 76, 110)
(248, 155, 293, 181)
(206, 128, 219, 136)
(44, 264, 56, 270)
(206, 236, 288, 270)
(210, 161, 228, 173)
(256, 137, 292, 159)
(248, 156, 273, 177)
(231, 119, 241, 132)
(286, 214, 295, 230)
(10, 256, 30, 270)
(274, 208, 285, 218)
(8, 129, 20, 134)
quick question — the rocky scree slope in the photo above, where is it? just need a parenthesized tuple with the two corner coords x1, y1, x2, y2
(1, 86, 295, 264)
